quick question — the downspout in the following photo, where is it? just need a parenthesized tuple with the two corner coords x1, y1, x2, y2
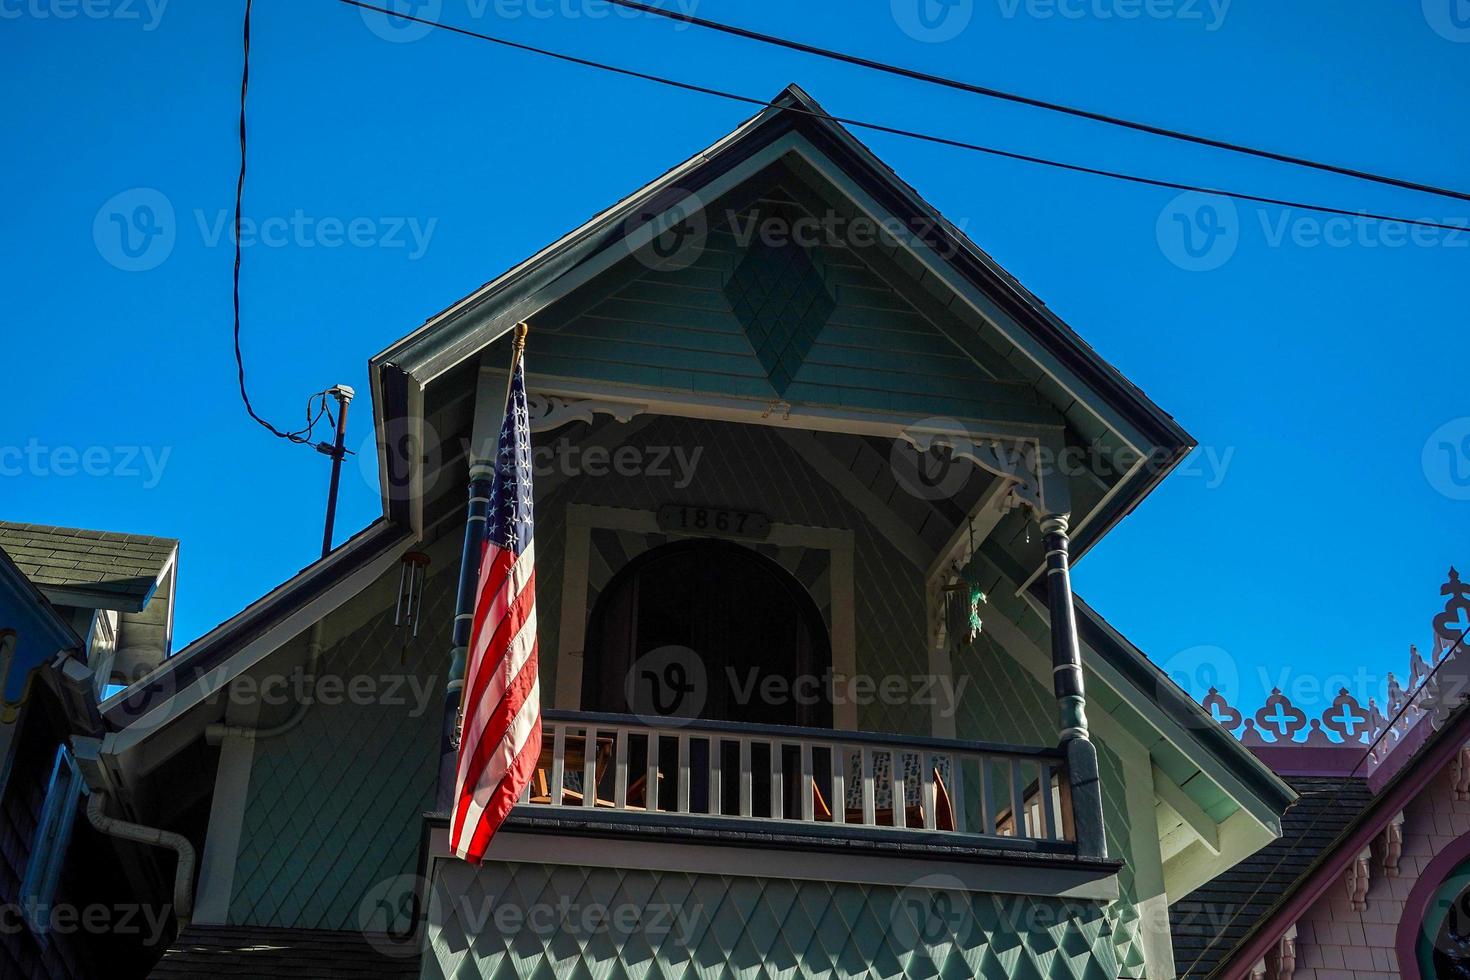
(87, 790, 195, 930)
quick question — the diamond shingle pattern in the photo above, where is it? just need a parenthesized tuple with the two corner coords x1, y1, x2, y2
(421, 863, 1119, 980)
(723, 238, 835, 396)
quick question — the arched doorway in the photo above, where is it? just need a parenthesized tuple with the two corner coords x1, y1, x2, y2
(581, 538, 833, 729)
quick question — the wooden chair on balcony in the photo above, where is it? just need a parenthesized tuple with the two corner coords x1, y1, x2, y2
(529, 735, 658, 809)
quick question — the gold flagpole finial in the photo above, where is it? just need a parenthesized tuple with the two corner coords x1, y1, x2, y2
(513, 321, 530, 353)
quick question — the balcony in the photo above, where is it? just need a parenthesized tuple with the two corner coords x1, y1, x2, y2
(422, 710, 1118, 913)
(513, 710, 1084, 856)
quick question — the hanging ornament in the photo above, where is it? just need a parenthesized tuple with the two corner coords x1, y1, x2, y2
(942, 519, 988, 649)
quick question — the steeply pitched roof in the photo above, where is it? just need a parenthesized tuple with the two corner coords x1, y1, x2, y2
(1169, 775, 1373, 976)
(0, 521, 177, 612)
(149, 926, 419, 978)
(369, 83, 1193, 544)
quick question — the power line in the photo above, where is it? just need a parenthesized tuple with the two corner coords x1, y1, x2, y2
(603, 0, 1470, 208)
(234, 0, 338, 448)
(335, 0, 1470, 234)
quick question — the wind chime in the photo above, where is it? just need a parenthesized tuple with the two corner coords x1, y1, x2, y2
(394, 551, 430, 662)
(943, 520, 987, 651)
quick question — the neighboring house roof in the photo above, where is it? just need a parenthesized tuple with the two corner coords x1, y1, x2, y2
(1170, 775, 1373, 977)
(1196, 696, 1470, 978)
(100, 518, 412, 739)
(0, 522, 177, 613)
(149, 926, 418, 978)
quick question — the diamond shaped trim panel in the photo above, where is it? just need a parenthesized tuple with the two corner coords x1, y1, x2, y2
(421, 862, 1119, 980)
(723, 238, 835, 396)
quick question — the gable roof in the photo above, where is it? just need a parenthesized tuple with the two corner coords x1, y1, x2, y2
(369, 84, 1193, 548)
(0, 521, 177, 613)
(1169, 775, 1372, 977)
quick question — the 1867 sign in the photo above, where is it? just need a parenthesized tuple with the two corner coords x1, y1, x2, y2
(657, 504, 771, 541)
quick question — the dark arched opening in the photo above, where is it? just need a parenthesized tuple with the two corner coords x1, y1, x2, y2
(582, 538, 833, 729)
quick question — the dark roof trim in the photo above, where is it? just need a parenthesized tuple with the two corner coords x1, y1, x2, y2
(102, 519, 411, 729)
(376, 363, 415, 529)
(1211, 700, 1470, 979)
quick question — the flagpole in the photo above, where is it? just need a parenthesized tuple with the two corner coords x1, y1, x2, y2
(438, 322, 530, 811)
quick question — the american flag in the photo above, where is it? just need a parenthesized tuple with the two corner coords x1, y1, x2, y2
(449, 344, 540, 864)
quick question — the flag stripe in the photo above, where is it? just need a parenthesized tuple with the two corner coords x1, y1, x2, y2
(453, 643, 540, 847)
(453, 608, 538, 831)
(459, 692, 542, 861)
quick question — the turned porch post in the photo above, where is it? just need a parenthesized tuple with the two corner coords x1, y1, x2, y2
(436, 465, 493, 811)
(1040, 513, 1107, 859)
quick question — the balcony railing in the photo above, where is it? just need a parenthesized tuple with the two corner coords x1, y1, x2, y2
(520, 710, 1072, 847)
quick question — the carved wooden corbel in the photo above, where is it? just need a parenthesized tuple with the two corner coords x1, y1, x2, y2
(1346, 846, 1373, 911)
(1275, 924, 1298, 980)
(1452, 744, 1470, 801)
(1382, 812, 1405, 877)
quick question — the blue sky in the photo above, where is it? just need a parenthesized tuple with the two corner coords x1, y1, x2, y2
(3, 0, 1467, 720)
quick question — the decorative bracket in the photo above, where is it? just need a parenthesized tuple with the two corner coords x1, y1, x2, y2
(1346, 846, 1373, 911)
(1452, 744, 1470, 801)
(1382, 812, 1405, 877)
(525, 394, 647, 434)
(899, 428, 1045, 515)
(1272, 924, 1298, 980)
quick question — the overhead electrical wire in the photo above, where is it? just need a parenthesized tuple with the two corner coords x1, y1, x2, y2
(335, 0, 1470, 234)
(234, 0, 339, 448)
(602, 0, 1470, 208)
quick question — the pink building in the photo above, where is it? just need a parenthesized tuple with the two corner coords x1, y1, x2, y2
(1172, 569, 1470, 978)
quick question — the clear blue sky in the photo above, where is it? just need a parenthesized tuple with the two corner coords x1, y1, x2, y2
(3, 0, 1467, 719)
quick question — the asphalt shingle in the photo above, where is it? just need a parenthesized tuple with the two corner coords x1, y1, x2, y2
(0, 521, 175, 605)
(1169, 775, 1374, 977)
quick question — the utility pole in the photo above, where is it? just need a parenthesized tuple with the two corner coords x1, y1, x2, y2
(317, 384, 354, 559)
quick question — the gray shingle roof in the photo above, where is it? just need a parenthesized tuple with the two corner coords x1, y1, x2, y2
(1170, 775, 1373, 977)
(0, 522, 176, 610)
(149, 926, 420, 978)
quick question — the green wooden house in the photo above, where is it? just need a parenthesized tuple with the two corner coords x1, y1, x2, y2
(89, 85, 1295, 979)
